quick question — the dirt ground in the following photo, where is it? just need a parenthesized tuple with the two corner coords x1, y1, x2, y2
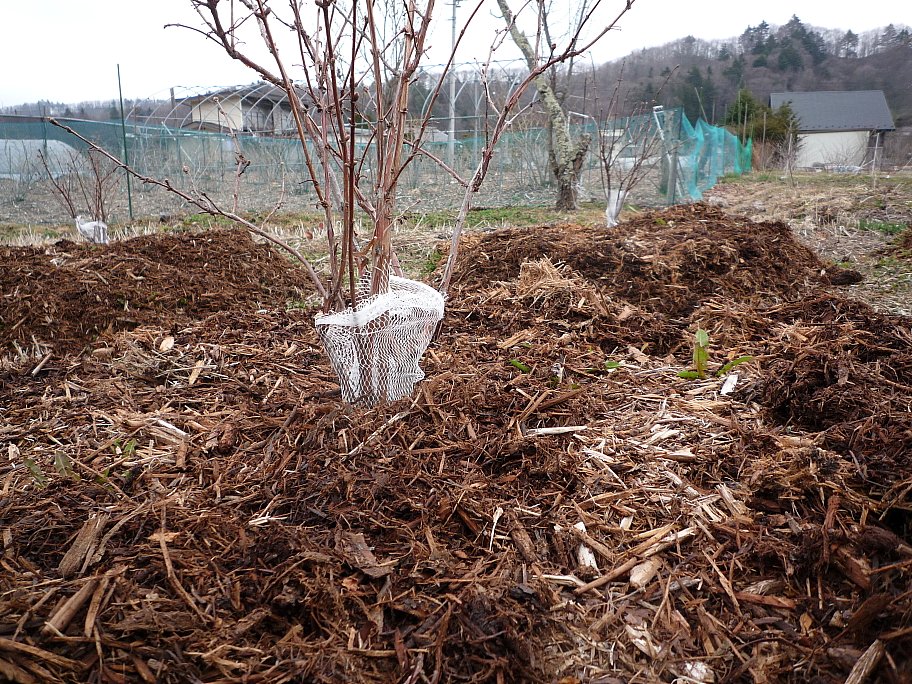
(1, 176, 912, 683)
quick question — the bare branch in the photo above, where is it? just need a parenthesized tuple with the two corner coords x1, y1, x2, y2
(38, 150, 77, 218)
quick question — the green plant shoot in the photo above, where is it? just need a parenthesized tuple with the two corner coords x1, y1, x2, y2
(693, 329, 709, 378)
(509, 359, 532, 373)
(24, 457, 48, 488)
(718, 355, 754, 376)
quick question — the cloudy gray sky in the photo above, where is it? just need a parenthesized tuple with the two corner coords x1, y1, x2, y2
(0, 0, 904, 107)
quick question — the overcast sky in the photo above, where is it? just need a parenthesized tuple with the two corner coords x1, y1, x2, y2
(0, 0, 905, 107)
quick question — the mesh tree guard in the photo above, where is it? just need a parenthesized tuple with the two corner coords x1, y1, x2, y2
(315, 275, 444, 406)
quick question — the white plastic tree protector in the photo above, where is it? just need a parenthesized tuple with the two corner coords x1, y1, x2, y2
(315, 275, 445, 406)
(75, 216, 110, 244)
(605, 188, 628, 227)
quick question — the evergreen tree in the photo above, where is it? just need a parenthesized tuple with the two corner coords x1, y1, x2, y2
(724, 89, 798, 146)
(839, 30, 859, 58)
(879, 24, 899, 50)
(679, 66, 705, 121)
(725, 89, 762, 132)
(702, 66, 719, 121)
(722, 55, 745, 85)
(740, 22, 771, 54)
(777, 41, 804, 71)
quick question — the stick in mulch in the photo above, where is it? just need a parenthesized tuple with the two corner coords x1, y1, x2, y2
(0, 657, 34, 683)
(574, 557, 640, 596)
(573, 524, 690, 596)
(84, 565, 126, 638)
(57, 514, 109, 578)
(42, 579, 99, 637)
(506, 511, 539, 565)
(844, 640, 885, 684)
(157, 505, 213, 625)
(0, 638, 81, 671)
(821, 493, 840, 564)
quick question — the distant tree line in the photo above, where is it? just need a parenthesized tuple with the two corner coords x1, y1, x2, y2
(588, 17, 912, 127)
(0, 98, 162, 121)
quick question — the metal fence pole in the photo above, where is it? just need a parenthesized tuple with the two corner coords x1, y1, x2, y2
(117, 64, 134, 220)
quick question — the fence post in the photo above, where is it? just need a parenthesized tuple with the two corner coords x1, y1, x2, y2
(41, 105, 49, 159)
(117, 64, 134, 221)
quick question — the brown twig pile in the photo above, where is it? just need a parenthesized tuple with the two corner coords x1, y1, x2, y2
(1, 204, 911, 683)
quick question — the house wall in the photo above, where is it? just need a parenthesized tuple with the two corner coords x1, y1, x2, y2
(242, 104, 296, 133)
(796, 130, 868, 168)
(191, 97, 244, 131)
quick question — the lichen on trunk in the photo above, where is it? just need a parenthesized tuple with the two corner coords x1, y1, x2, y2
(496, 0, 591, 211)
(551, 131, 591, 211)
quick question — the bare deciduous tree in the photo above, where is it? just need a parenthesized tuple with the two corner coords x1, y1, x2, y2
(53, 0, 638, 404)
(495, 0, 637, 210)
(596, 63, 669, 226)
(39, 148, 119, 226)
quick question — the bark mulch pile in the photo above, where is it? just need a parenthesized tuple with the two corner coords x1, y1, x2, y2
(0, 230, 309, 357)
(1, 204, 911, 683)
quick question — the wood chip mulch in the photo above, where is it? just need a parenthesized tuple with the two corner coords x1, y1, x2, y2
(1, 204, 911, 683)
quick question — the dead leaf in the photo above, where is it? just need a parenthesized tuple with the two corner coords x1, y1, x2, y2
(626, 344, 650, 364)
(148, 531, 180, 543)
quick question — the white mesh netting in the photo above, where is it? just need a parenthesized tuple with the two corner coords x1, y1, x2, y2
(314, 275, 445, 406)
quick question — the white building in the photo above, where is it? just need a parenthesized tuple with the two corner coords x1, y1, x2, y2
(769, 90, 895, 170)
(184, 83, 298, 135)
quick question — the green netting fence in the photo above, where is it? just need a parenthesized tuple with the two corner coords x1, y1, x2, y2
(0, 108, 749, 224)
(675, 113, 753, 201)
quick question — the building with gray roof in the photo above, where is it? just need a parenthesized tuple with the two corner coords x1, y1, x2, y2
(769, 90, 895, 170)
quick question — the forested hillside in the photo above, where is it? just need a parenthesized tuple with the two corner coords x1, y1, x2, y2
(590, 17, 912, 126)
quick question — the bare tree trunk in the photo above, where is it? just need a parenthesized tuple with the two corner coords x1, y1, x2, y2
(551, 133, 591, 210)
(496, 0, 590, 211)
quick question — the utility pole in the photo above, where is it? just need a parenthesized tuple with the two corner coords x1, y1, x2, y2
(447, 0, 462, 167)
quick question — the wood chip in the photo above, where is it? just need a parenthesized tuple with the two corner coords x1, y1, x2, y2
(57, 514, 108, 578)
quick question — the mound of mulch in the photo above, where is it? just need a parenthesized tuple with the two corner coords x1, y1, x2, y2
(3, 205, 912, 683)
(0, 229, 310, 357)
(448, 204, 840, 318)
(746, 294, 912, 485)
(447, 256, 682, 356)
